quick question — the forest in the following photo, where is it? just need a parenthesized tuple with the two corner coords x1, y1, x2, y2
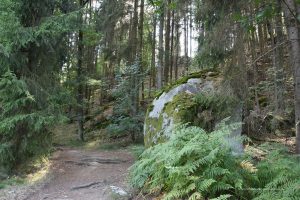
(0, 0, 300, 199)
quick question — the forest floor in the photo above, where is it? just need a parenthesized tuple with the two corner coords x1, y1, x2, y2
(0, 121, 143, 200)
(0, 147, 135, 200)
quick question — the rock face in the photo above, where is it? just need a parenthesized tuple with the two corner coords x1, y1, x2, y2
(144, 71, 243, 153)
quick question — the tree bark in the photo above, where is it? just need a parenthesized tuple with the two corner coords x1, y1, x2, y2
(157, 3, 165, 89)
(164, 0, 171, 84)
(77, 0, 85, 141)
(282, 0, 300, 153)
(138, 0, 145, 103)
(175, 13, 180, 80)
(170, 10, 175, 82)
(151, 16, 157, 89)
(128, 0, 139, 117)
(184, 4, 188, 74)
(274, 0, 285, 114)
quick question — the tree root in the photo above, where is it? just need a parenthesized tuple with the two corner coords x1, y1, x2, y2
(71, 181, 103, 190)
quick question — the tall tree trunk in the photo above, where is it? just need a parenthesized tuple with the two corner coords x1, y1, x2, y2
(164, 0, 171, 84)
(77, 0, 85, 141)
(189, 4, 193, 58)
(157, 3, 165, 89)
(128, 0, 139, 141)
(151, 16, 157, 89)
(170, 10, 175, 82)
(184, 5, 188, 74)
(250, 28, 260, 112)
(175, 13, 180, 80)
(257, 4, 265, 54)
(282, 0, 300, 153)
(274, 0, 285, 114)
(128, 0, 139, 118)
(138, 0, 145, 103)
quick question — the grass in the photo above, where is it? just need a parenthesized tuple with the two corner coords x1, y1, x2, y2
(127, 145, 145, 159)
(0, 177, 25, 189)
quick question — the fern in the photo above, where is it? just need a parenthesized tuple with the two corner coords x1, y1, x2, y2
(130, 124, 256, 200)
(253, 143, 300, 200)
(130, 121, 300, 200)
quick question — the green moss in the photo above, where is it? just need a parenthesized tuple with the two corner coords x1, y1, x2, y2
(154, 69, 220, 98)
(145, 93, 199, 147)
(144, 113, 166, 147)
(164, 93, 197, 123)
(147, 104, 154, 113)
(145, 69, 231, 147)
(145, 92, 240, 147)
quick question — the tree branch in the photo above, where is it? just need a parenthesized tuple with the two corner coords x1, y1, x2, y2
(251, 40, 288, 66)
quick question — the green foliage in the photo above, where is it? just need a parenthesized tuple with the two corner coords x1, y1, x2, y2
(106, 116, 143, 138)
(127, 145, 145, 160)
(0, 176, 24, 189)
(105, 62, 144, 139)
(130, 123, 256, 200)
(253, 144, 300, 200)
(131, 124, 300, 199)
(194, 93, 238, 116)
(0, 71, 65, 171)
(189, 93, 239, 131)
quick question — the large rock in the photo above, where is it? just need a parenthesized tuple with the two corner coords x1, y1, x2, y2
(144, 71, 243, 153)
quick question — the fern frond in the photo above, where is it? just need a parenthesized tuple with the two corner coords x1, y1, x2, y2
(188, 192, 203, 200)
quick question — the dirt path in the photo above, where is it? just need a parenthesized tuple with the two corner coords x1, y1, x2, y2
(1, 148, 134, 200)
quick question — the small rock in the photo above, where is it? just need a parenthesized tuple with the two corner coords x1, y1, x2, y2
(109, 186, 130, 200)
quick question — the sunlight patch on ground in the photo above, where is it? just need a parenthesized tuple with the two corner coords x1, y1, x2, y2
(26, 157, 51, 184)
(0, 156, 51, 190)
(84, 139, 102, 149)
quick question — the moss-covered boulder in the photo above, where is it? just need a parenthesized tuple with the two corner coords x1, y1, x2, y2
(144, 71, 243, 153)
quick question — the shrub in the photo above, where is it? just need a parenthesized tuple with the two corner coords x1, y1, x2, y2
(0, 71, 65, 172)
(105, 115, 143, 138)
(105, 63, 144, 140)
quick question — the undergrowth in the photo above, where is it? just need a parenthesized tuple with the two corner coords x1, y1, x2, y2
(130, 124, 300, 200)
(130, 123, 256, 200)
(253, 143, 300, 200)
(0, 176, 24, 189)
